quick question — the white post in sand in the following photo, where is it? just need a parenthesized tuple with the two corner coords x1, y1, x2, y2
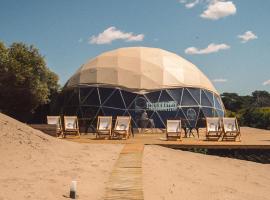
(70, 180, 77, 199)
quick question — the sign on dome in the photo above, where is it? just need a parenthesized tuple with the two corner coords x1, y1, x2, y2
(146, 101, 177, 111)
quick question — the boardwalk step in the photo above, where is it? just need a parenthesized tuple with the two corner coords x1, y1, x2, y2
(104, 144, 144, 200)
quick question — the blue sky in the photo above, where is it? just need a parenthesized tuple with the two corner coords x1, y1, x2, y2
(0, 0, 270, 95)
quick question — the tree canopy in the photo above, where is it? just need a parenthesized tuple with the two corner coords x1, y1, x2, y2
(221, 91, 270, 129)
(0, 42, 59, 121)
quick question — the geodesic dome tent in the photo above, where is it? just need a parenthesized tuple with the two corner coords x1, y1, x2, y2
(60, 47, 225, 129)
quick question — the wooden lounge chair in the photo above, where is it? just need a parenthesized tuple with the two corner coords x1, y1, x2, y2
(113, 116, 131, 139)
(222, 117, 241, 141)
(63, 116, 80, 137)
(96, 116, 112, 139)
(47, 116, 63, 137)
(205, 117, 222, 141)
(165, 120, 181, 141)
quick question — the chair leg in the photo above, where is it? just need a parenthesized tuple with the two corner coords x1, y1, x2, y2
(238, 133, 241, 142)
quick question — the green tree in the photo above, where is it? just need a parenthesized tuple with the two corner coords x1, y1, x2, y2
(0, 42, 59, 121)
(251, 90, 270, 107)
(221, 93, 243, 112)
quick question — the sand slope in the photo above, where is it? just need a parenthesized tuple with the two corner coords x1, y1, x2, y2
(143, 145, 270, 200)
(0, 113, 122, 200)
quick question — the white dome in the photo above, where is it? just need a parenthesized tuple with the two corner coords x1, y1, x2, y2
(66, 47, 218, 94)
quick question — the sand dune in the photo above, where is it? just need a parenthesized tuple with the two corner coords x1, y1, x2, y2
(0, 113, 123, 200)
(143, 145, 270, 200)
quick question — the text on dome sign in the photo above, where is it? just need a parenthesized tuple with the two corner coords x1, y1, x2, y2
(146, 101, 177, 111)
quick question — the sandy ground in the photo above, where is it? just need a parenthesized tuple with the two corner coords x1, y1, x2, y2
(0, 113, 123, 200)
(143, 145, 270, 200)
(1, 112, 270, 200)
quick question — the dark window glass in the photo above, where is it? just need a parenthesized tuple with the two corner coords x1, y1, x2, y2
(182, 107, 199, 128)
(102, 107, 125, 117)
(159, 90, 174, 102)
(134, 96, 148, 111)
(204, 90, 214, 106)
(167, 89, 182, 104)
(214, 95, 223, 110)
(127, 100, 136, 110)
(80, 106, 99, 119)
(201, 90, 212, 107)
(196, 109, 206, 128)
(60, 87, 225, 130)
(126, 110, 139, 128)
(158, 110, 178, 122)
(103, 89, 125, 109)
(79, 87, 94, 103)
(182, 107, 199, 120)
(98, 87, 115, 104)
(84, 88, 100, 106)
(77, 107, 83, 118)
(181, 88, 198, 106)
(64, 90, 79, 106)
(121, 90, 137, 108)
(201, 107, 215, 117)
(145, 91, 161, 103)
(63, 106, 78, 116)
(187, 88, 201, 104)
(150, 112, 164, 128)
(175, 108, 185, 120)
(69, 92, 80, 106)
(90, 108, 104, 128)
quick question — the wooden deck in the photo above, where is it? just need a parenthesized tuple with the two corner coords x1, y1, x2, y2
(104, 144, 144, 200)
(29, 124, 57, 137)
(63, 127, 270, 149)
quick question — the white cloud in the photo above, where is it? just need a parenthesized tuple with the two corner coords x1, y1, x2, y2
(238, 31, 258, 43)
(200, 1, 237, 20)
(212, 78, 228, 83)
(179, 0, 200, 9)
(186, 0, 200, 8)
(185, 43, 230, 55)
(263, 80, 270, 86)
(89, 26, 144, 45)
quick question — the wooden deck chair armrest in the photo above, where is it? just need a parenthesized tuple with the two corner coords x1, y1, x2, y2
(225, 130, 238, 134)
(98, 129, 111, 132)
(208, 130, 220, 133)
(114, 130, 127, 134)
(75, 119, 78, 129)
(65, 128, 78, 131)
(238, 124, 241, 133)
(167, 131, 181, 134)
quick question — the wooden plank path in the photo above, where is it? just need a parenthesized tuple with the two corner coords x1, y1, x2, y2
(104, 143, 144, 200)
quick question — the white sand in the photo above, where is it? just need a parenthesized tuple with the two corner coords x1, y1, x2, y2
(143, 145, 270, 200)
(1, 113, 270, 200)
(0, 113, 123, 200)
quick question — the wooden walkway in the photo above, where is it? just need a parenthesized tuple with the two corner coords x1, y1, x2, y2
(104, 143, 144, 200)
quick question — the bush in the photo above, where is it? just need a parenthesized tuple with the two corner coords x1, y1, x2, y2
(241, 107, 270, 129)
